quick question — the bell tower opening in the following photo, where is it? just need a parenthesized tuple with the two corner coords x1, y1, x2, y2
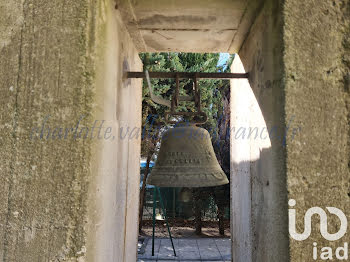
(137, 52, 233, 261)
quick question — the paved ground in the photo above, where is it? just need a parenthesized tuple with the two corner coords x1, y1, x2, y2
(138, 238, 231, 261)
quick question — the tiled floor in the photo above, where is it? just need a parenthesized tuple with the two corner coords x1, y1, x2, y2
(138, 238, 231, 261)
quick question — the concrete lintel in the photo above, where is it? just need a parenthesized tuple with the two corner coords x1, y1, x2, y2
(228, 0, 266, 53)
(141, 29, 236, 53)
(117, 0, 261, 53)
(115, 0, 147, 52)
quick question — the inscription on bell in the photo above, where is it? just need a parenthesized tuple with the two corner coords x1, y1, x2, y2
(164, 151, 206, 165)
(166, 152, 185, 157)
(165, 158, 201, 165)
(147, 126, 229, 187)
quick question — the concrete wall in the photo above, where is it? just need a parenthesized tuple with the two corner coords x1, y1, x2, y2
(232, 0, 350, 261)
(87, 4, 143, 262)
(230, 0, 289, 261)
(284, 0, 350, 261)
(0, 0, 142, 261)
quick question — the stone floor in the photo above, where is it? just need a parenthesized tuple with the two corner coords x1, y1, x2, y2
(138, 238, 231, 261)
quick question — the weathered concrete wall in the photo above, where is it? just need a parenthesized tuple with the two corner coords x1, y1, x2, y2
(87, 6, 143, 262)
(0, 0, 142, 261)
(0, 1, 95, 260)
(233, 0, 350, 261)
(231, 0, 289, 261)
(86, 4, 143, 262)
(230, 56, 275, 262)
(284, 0, 350, 261)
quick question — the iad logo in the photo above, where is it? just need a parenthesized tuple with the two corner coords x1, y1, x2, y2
(288, 199, 348, 260)
(288, 199, 347, 241)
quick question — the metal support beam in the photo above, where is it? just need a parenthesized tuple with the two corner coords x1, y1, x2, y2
(126, 71, 249, 79)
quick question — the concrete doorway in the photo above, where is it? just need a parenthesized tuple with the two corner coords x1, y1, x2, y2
(136, 52, 233, 262)
(115, 0, 289, 261)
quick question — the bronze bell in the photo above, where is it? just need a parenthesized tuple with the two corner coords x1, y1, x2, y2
(147, 124, 229, 187)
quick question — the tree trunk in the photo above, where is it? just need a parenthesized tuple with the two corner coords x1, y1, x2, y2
(193, 189, 202, 235)
(214, 188, 226, 235)
(214, 88, 230, 236)
(217, 202, 225, 235)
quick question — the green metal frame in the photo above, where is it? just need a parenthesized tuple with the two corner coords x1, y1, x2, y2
(152, 187, 176, 257)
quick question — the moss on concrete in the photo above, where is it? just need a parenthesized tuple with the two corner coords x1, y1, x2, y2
(0, 0, 100, 260)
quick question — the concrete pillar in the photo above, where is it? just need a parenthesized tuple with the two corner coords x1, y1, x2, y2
(0, 0, 142, 261)
(284, 0, 350, 261)
(231, 1, 288, 261)
(231, 0, 349, 261)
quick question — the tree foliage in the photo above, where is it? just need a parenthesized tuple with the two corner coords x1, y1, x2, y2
(140, 52, 233, 157)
